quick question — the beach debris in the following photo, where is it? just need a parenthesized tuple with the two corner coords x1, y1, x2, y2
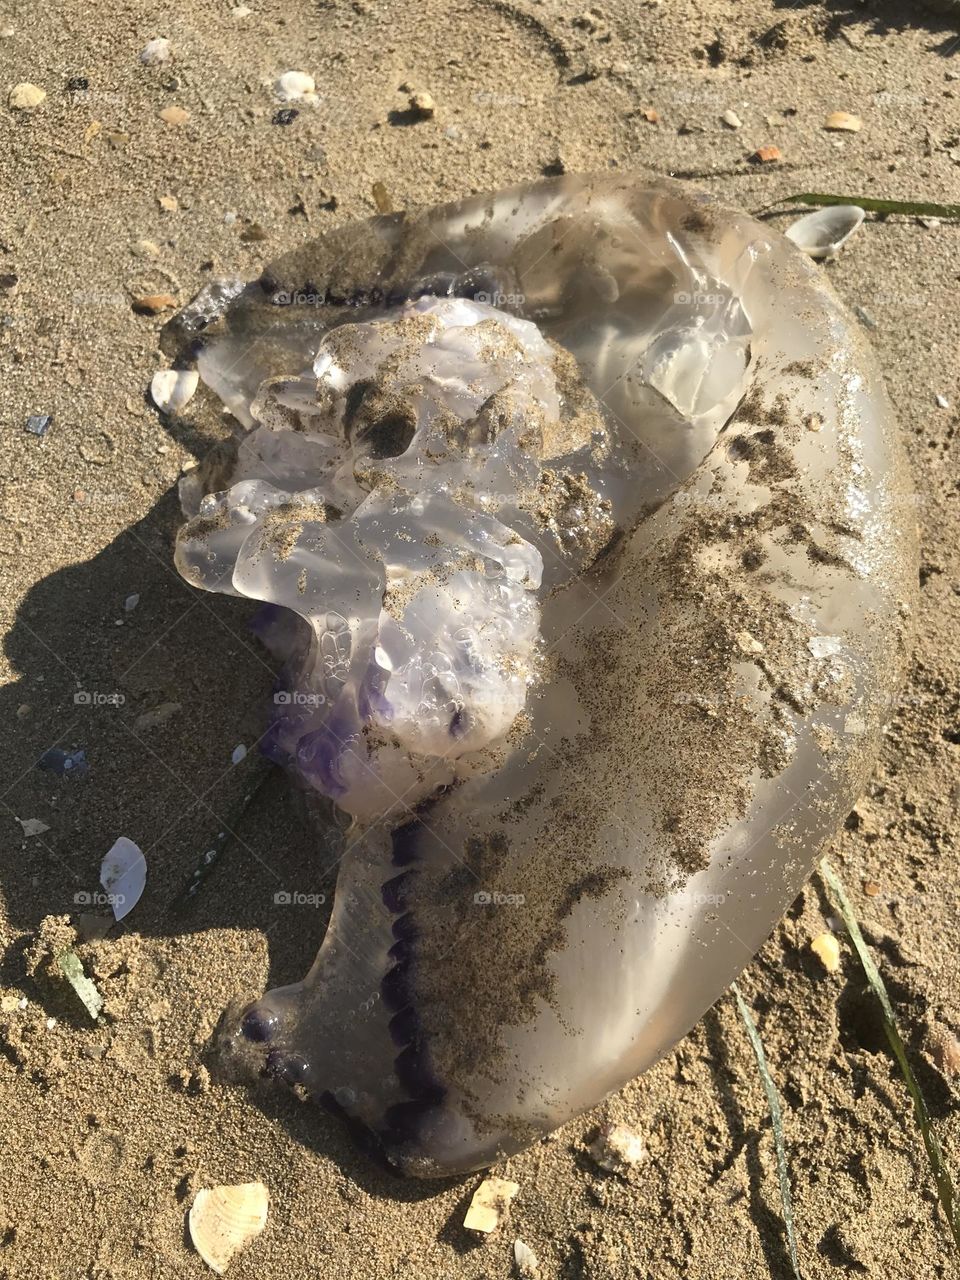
(57, 949, 104, 1021)
(513, 1239, 541, 1279)
(38, 747, 89, 778)
(863, 880, 881, 897)
(736, 629, 764, 655)
(140, 37, 171, 66)
(232, 5, 253, 16)
(274, 70, 316, 103)
(587, 1121, 646, 1173)
(124, 593, 140, 612)
(751, 145, 781, 164)
(273, 108, 298, 126)
(936, 393, 950, 408)
(25, 413, 52, 437)
(17, 817, 50, 837)
(824, 111, 862, 133)
(722, 108, 742, 129)
(785, 205, 865, 260)
(640, 105, 659, 123)
(231, 744, 247, 765)
(159, 104, 190, 126)
(151, 368, 198, 414)
(100, 837, 146, 922)
(134, 292, 178, 314)
(409, 89, 435, 119)
(463, 1176, 520, 1234)
(928, 1024, 960, 1078)
(920, 217, 942, 231)
(810, 931, 841, 973)
(158, 193, 179, 212)
(189, 1182, 269, 1274)
(9, 82, 46, 110)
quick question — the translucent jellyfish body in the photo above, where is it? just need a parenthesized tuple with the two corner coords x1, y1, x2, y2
(167, 174, 917, 1176)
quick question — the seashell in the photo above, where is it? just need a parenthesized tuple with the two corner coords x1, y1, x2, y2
(163, 174, 917, 1177)
(824, 111, 862, 133)
(809, 931, 841, 973)
(100, 836, 146, 921)
(140, 37, 171, 66)
(587, 1122, 645, 1173)
(463, 1176, 519, 1233)
(150, 368, 198, 414)
(188, 1181, 269, 1274)
(274, 70, 316, 103)
(785, 204, 865, 260)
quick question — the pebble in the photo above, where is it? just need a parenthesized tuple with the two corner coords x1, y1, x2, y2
(409, 89, 435, 118)
(25, 413, 52, 437)
(158, 193, 179, 212)
(824, 111, 862, 132)
(275, 70, 316, 103)
(721, 108, 742, 129)
(587, 1121, 645, 1173)
(936, 393, 950, 408)
(159, 105, 190, 126)
(463, 1176, 519, 1233)
(273, 108, 298, 126)
(231, 744, 247, 765)
(514, 1239, 540, 1279)
(640, 105, 659, 124)
(133, 292, 178, 314)
(124, 593, 140, 612)
(140, 37, 171, 66)
(8, 82, 46, 111)
(751, 145, 781, 163)
(810, 931, 841, 973)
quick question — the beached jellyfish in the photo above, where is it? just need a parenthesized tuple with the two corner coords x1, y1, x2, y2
(164, 174, 917, 1176)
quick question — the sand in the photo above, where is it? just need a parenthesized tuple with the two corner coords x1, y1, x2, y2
(1, 1, 959, 1276)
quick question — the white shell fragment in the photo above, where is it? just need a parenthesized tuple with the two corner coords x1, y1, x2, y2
(721, 108, 743, 129)
(17, 817, 50, 837)
(100, 837, 147, 921)
(274, 70, 316, 103)
(8, 82, 46, 110)
(151, 368, 199, 414)
(140, 37, 171, 65)
(514, 1239, 541, 1279)
(463, 1176, 520, 1233)
(587, 1122, 646, 1173)
(785, 205, 865, 260)
(189, 1182, 269, 1275)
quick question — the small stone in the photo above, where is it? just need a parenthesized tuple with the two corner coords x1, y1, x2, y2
(751, 145, 781, 163)
(463, 1176, 519, 1234)
(25, 414, 52, 437)
(806, 413, 824, 432)
(272, 108, 298, 126)
(936, 393, 950, 408)
(159, 105, 190, 126)
(133, 292, 177, 314)
(409, 90, 435, 119)
(928, 1024, 960, 1077)
(231, 744, 247, 765)
(124, 593, 140, 612)
(863, 880, 881, 897)
(721, 108, 742, 129)
(921, 217, 942, 231)
(824, 111, 862, 133)
(140, 37, 171, 66)
(158, 193, 179, 212)
(587, 1121, 645, 1173)
(736, 630, 764, 655)
(640, 106, 659, 124)
(9, 82, 46, 111)
(810, 931, 841, 973)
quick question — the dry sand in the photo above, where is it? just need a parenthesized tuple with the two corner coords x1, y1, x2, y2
(1, 1, 960, 1277)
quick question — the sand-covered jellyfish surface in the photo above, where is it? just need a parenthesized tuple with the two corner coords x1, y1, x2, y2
(163, 173, 917, 1177)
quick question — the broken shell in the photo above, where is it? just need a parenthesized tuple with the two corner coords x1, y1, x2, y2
(188, 1182, 269, 1274)
(824, 111, 862, 133)
(463, 1176, 519, 1233)
(752, 144, 781, 163)
(810, 931, 841, 973)
(8, 82, 46, 110)
(721, 108, 742, 129)
(150, 368, 199, 414)
(409, 89, 435, 118)
(785, 205, 865, 260)
(514, 1239, 541, 1279)
(159, 105, 190, 126)
(140, 37, 171, 65)
(100, 836, 147, 921)
(134, 293, 178, 314)
(275, 70, 316, 103)
(587, 1122, 645, 1173)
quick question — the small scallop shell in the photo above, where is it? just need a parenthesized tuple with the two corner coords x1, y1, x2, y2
(188, 1182, 269, 1275)
(785, 205, 865, 260)
(150, 368, 199, 414)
